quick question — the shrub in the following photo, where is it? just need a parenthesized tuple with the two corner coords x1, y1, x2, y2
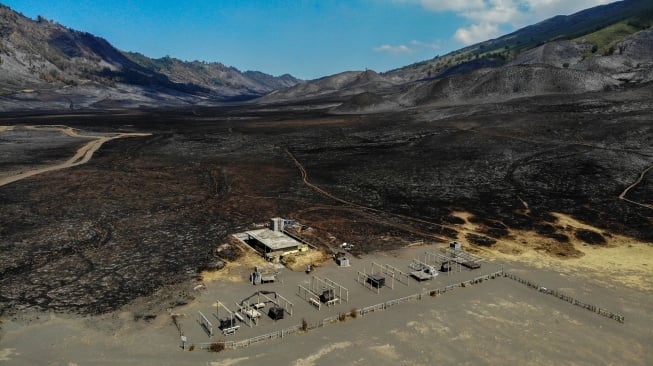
(209, 342, 224, 352)
(338, 312, 347, 322)
(350, 307, 358, 318)
(301, 317, 308, 331)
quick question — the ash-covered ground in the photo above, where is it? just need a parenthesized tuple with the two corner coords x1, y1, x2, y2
(0, 85, 651, 315)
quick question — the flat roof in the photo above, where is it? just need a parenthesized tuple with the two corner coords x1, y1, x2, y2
(245, 229, 303, 251)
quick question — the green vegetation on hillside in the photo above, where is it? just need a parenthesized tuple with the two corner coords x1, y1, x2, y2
(575, 11, 653, 56)
(388, 0, 653, 81)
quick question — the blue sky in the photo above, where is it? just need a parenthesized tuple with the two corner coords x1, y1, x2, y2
(3, 0, 612, 79)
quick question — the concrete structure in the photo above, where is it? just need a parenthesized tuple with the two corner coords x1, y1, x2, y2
(450, 241, 462, 250)
(336, 256, 349, 267)
(244, 228, 307, 258)
(270, 217, 298, 232)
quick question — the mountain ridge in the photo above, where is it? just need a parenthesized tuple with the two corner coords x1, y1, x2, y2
(0, 4, 301, 110)
(1, 0, 653, 112)
(263, 0, 653, 109)
(385, 0, 653, 83)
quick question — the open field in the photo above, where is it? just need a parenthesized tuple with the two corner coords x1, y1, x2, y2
(1, 244, 651, 365)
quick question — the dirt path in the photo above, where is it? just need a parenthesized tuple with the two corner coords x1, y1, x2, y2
(0, 125, 151, 187)
(619, 164, 653, 210)
(285, 148, 453, 241)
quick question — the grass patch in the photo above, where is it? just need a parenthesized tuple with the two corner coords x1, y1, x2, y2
(575, 21, 642, 56)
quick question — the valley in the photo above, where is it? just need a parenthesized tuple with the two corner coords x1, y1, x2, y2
(1, 1, 652, 364)
(1, 85, 651, 317)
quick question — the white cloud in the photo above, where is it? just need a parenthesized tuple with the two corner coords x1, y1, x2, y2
(373, 44, 413, 54)
(523, 0, 613, 21)
(413, 0, 486, 12)
(410, 39, 441, 49)
(454, 22, 501, 44)
(461, 0, 526, 25)
(396, 0, 614, 45)
(374, 39, 441, 55)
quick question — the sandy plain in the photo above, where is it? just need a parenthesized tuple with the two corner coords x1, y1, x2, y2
(1, 240, 652, 366)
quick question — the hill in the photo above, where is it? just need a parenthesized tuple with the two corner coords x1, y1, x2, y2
(385, 0, 653, 83)
(0, 5, 300, 110)
(262, 0, 653, 110)
(1, 0, 652, 112)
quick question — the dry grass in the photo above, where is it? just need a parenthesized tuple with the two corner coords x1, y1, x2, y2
(201, 240, 268, 283)
(283, 249, 331, 272)
(450, 211, 653, 291)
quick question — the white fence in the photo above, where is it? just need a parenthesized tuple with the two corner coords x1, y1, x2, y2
(191, 270, 504, 351)
(190, 269, 624, 352)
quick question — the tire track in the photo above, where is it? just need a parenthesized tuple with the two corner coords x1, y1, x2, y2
(619, 164, 653, 210)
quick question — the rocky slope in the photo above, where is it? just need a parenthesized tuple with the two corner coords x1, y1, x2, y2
(260, 70, 398, 103)
(273, 27, 653, 110)
(398, 65, 621, 107)
(395, 28, 653, 107)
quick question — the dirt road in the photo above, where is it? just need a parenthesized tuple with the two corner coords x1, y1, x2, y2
(619, 164, 653, 210)
(0, 125, 151, 187)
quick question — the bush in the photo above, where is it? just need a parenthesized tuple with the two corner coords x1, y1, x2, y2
(209, 342, 224, 352)
(301, 317, 308, 331)
(350, 307, 358, 318)
(338, 312, 347, 322)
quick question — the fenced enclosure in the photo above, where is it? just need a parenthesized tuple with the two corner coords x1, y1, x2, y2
(297, 275, 349, 310)
(356, 262, 410, 293)
(190, 269, 504, 351)
(186, 268, 624, 352)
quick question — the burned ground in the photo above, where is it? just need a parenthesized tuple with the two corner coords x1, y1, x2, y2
(0, 86, 651, 315)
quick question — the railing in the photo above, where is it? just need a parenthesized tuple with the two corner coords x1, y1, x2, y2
(502, 272, 624, 323)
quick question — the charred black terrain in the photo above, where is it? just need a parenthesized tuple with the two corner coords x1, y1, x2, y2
(1, 82, 651, 315)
